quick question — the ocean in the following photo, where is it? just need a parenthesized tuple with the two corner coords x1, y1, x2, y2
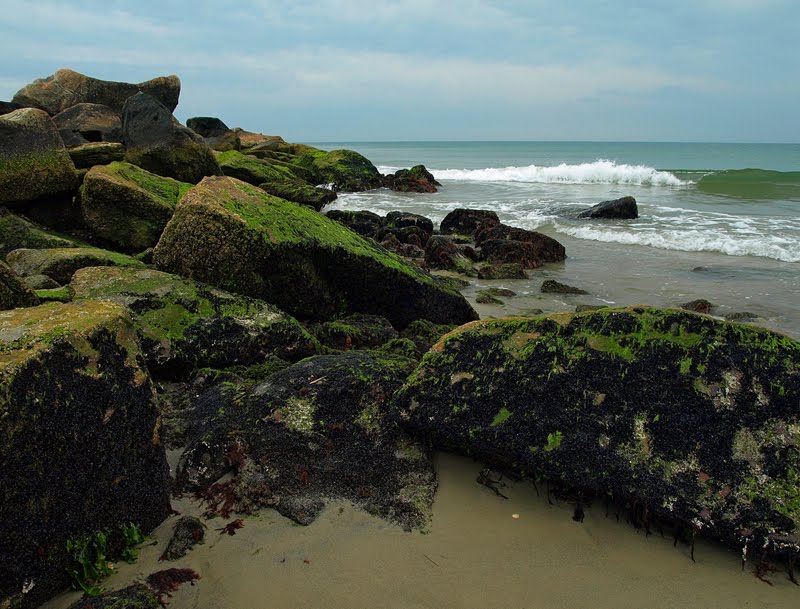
(312, 141, 800, 338)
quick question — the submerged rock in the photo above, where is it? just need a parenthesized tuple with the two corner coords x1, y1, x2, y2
(12, 68, 180, 115)
(541, 279, 589, 295)
(178, 351, 436, 531)
(0, 301, 170, 608)
(70, 266, 317, 378)
(394, 307, 800, 558)
(477, 262, 527, 280)
(0, 108, 78, 207)
(153, 176, 477, 329)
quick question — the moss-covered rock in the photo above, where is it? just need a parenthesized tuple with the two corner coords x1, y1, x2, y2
(122, 93, 221, 184)
(67, 141, 125, 170)
(0, 207, 79, 257)
(6, 247, 144, 285)
(295, 148, 382, 192)
(80, 162, 191, 251)
(0, 301, 170, 609)
(71, 266, 318, 378)
(153, 176, 477, 329)
(394, 307, 800, 558)
(325, 209, 385, 238)
(383, 165, 440, 193)
(0, 108, 78, 207)
(215, 150, 294, 184)
(178, 351, 435, 530)
(12, 68, 180, 115)
(309, 313, 398, 351)
(0, 261, 39, 310)
(258, 179, 336, 211)
(35, 286, 72, 303)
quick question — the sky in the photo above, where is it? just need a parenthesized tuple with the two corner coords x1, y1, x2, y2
(1, 0, 798, 143)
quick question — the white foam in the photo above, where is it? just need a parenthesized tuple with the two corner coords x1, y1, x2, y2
(433, 160, 685, 186)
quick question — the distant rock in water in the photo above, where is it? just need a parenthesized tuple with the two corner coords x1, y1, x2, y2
(383, 165, 440, 193)
(541, 279, 588, 295)
(12, 68, 180, 115)
(577, 196, 638, 219)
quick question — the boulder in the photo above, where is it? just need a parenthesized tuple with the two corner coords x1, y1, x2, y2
(0, 108, 78, 206)
(122, 93, 222, 184)
(440, 209, 500, 237)
(71, 266, 318, 378)
(186, 116, 240, 152)
(381, 211, 434, 247)
(21, 274, 59, 290)
(0, 301, 170, 608)
(177, 351, 435, 530)
(0, 208, 79, 257)
(215, 150, 294, 185)
(52, 103, 122, 143)
(6, 247, 144, 285)
(0, 101, 21, 115)
(12, 68, 180, 115)
(153, 176, 477, 329)
(541, 279, 589, 294)
(477, 224, 566, 267)
(295, 148, 383, 191)
(80, 162, 191, 250)
(424, 236, 473, 273)
(383, 165, 440, 193)
(309, 313, 398, 351)
(577, 196, 638, 219)
(394, 307, 800, 559)
(325, 209, 384, 238)
(477, 263, 527, 280)
(67, 141, 125, 170)
(0, 261, 39, 309)
(258, 180, 336, 211)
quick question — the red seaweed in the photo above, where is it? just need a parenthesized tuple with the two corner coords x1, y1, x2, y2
(145, 568, 200, 607)
(217, 518, 245, 536)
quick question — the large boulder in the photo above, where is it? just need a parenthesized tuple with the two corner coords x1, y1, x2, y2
(215, 150, 297, 184)
(394, 307, 800, 558)
(52, 102, 122, 144)
(71, 266, 318, 377)
(177, 351, 435, 530)
(153, 176, 477, 329)
(325, 209, 385, 239)
(578, 196, 638, 219)
(257, 179, 337, 211)
(0, 301, 171, 608)
(80, 162, 191, 250)
(0, 208, 79, 257)
(476, 223, 566, 267)
(122, 93, 222, 183)
(67, 141, 125, 169)
(295, 148, 382, 191)
(0, 108, 78, 206)
(440, 208, 499, 237)
(6, 247, 144, 284)
(0, 261, 39, 309)
(12, 68, 180, 115)
(424, 236, 473, 273)
(186, 116, 240, 151)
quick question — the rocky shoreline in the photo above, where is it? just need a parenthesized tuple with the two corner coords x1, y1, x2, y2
(1, 69, 798, 608)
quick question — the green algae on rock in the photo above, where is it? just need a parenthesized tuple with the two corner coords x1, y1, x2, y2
(215, 149, 295, 184)
(394, 307, 800, 558)
(0, 107, 78, 207)
(294, 148, 383, 192)
(70, 266, 318, 378)
(0, 261, 40, 310)
(153, 176, 477, 329)
(80, 162, 191, 251)
(6, 247, 144, 285)
(0, 207, 80, 257)
(0, 300, 170, 609)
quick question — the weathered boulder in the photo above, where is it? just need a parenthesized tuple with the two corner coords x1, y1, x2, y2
(258, 180, 336, 211)
(383, 165, 440, 193)
(6, 247, 144, 285)
(122, 93, 222, 183)
(477, 223, 566, 267)
(12, 68, 180, 115)
(0, 108, 78, 206)
(394, 307, 800, 558)
(215, 150, 293, 185)
(186, 116, 240, 151)
(541, 279, 589, 295)
(0, 207, 79, 257)
(80, 162, 191, 250)
(325, 209, 385, 238)
(0, 301, 171, 608)
(295, 148, 382, 191)
(578, 196, 638, 219)
(424, 236, 473, 273)
(153, 177, 477, 329)
(477, 263, 527, 280)
(67, 142, 125, 169)
(440, 208, 499, 237)
(71, 266, 318, 378)
(52, 102, 122, 143)
(177, 351, 435, 530)
(0, 261, 39, 309)
(309, 313, 398, 351)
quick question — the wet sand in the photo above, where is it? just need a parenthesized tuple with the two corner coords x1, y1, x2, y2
(43, 453, 798, 609)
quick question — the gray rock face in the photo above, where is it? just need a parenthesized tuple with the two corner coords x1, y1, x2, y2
(123, 93, 222, 183)
(12, 68, 180, 115)
(578, 196, 638, 219)
(0, 108, 78, 207)
(52, 102, 123, 143)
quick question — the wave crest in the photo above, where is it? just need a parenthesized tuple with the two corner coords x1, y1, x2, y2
(433, 160, 685, 186)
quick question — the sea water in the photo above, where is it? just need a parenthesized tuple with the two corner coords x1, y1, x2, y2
(314, 141, 800, 337)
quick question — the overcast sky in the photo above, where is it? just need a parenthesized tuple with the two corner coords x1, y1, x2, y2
(1, 0, 798, 142)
